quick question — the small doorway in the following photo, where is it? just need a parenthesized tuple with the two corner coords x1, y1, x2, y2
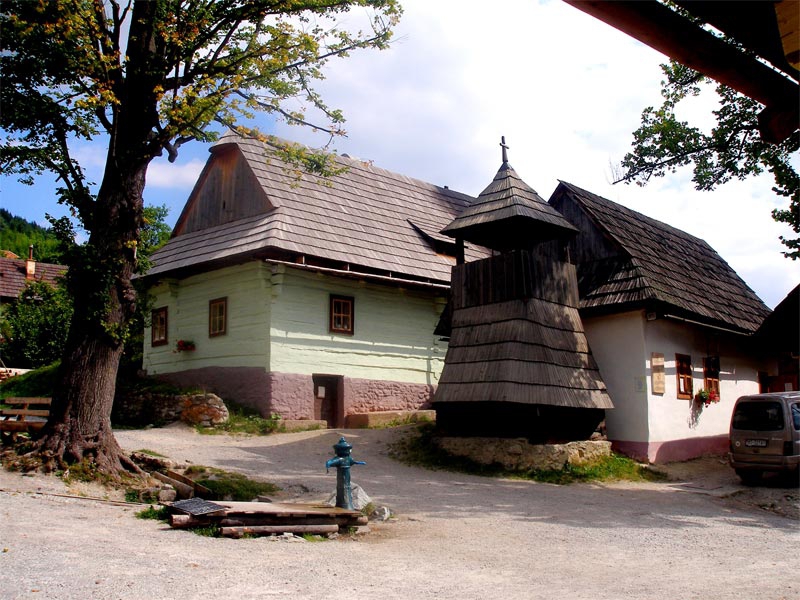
(313, 374, 343, 428)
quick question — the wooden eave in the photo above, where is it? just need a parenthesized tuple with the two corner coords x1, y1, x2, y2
(564, 0, 800, 143)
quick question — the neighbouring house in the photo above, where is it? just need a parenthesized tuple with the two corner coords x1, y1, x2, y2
(143, 134, 781, 462)
(142, 133, 487, 427)
(549, 181, 775, 462)
(754, 284, 799, 394)
(0, 247, 66, 306)
(0, 247, 66, 375)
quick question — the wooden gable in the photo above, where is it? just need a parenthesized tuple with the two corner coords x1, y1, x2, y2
(173, 143, 273, 235)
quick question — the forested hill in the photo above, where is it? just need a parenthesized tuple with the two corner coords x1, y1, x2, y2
(0, 209, 62, 263)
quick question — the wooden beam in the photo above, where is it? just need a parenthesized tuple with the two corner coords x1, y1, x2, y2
(565, 0, 799, 141)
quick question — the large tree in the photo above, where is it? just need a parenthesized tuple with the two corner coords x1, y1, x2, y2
(620, 60, 800, 259)
(1, 0, 400, 476)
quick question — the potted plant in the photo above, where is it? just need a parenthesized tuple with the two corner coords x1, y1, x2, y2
(175, 339, 196, 352)
(694, 388, 719, 407)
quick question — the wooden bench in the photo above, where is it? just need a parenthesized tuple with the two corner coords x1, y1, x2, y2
(0, 397, 52, 441)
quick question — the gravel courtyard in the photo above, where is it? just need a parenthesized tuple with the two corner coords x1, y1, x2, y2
(1, 424, 797, 600)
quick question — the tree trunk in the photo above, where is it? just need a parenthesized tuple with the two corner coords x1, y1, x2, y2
(34, 164, 148, 478)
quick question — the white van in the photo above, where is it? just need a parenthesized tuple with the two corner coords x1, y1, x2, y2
(729, 392, 800, 484)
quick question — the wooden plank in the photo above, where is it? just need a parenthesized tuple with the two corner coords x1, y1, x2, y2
(0, 409, 50, 417)
(5, 397, 52, 406)
(220, 524, 340, 538)
(217, 501, 361, 517)
(164, 469, 213, 497)
(152, 471, 194, 499)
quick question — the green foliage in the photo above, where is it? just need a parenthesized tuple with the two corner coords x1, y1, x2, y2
(389, 425, 664, 485)
(0, 363, 59, 401)
(0, 209, 62, 263)
(0, 280, 73, 368)
(196, 402, 282, 436)
(183, 465, 280, 500)
(135, 505, 171, 521)
(621, 61, 800, 258)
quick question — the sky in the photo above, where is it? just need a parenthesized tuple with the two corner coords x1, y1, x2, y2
(1, 0, 797, 308)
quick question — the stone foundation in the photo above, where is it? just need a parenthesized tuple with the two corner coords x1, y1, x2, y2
(113, 390, 228, 427)
(434, 437, 612, 471)
(151, 366, 270, 415)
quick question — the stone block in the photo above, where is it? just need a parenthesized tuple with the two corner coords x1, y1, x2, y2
(280, 419, 327, 432)
(345, 410, 436, 428)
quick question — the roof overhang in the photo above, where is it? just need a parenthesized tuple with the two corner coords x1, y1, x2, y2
(564, 0, 800, 143)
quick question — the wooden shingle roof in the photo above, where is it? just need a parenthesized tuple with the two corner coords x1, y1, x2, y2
(441, 158, 577, 250)
(148, 134, 488, 283)
(549, 181, 771, 333)
(434, 249, 612, 410)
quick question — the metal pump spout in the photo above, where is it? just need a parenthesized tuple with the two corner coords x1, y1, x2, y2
(325, 437, 366, 510)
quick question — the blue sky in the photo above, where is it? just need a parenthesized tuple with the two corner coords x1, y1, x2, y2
(2, 0, 797, 308)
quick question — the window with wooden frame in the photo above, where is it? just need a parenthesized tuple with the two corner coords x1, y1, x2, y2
(676, 353, 693, 399)
(209, 297, 227, 337)
(703, 356, 721, 397)
(151, 307, 168, 347)
(329, 295, 354, 335)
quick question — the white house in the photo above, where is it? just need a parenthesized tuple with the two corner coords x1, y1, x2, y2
(550, 181, 773, 462)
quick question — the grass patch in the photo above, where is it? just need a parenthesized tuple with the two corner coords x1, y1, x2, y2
(388, 424, 664, 485)
(190, 525, 221, 537)
(135, 448, 166, 458)
(0, 362, 59, 402)
(197, 402, 282, 436)
(183, 465, 280, 500)
(367, 414, 435, 429)
(136, 505, 170, 521)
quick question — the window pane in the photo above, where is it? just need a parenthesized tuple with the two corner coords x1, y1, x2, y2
(151, 307, 168, 346)
(330, 296, 354, 334)
(209, 298, 227, 336)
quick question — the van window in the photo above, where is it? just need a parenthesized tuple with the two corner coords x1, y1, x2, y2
(792, 403, 800, 431)
(732, 401, 784, 431)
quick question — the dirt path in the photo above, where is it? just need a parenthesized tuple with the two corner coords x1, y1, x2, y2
(1, 424, 798, 600)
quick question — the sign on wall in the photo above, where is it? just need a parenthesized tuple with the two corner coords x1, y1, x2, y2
(651, 353, 665, 394)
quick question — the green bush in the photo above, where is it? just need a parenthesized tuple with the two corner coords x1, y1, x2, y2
(0, 281, 72, 368)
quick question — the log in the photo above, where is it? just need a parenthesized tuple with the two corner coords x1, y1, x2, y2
(220, 524, 339, 538)
(164, 469, 212, 497)
(170, 514, 204, 528)
(153, 472, 194, 499)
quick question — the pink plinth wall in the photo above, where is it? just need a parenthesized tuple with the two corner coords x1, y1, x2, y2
(153, 367, 270, 415)
(612, 435, 730, 464)
(269, 372, 435, 424)
(155, 368, 435, 425)
(267, 372, 315, 420)
(343, 378, 435, 415)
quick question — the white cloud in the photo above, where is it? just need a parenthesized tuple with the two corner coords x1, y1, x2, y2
(146, 158, 205, 189)
(272, 0, 799, 308)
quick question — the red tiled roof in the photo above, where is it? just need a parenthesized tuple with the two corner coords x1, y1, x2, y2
(0, 257, 66, 301)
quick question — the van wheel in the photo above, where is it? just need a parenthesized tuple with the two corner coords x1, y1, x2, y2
(735, 469, 762, 485)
